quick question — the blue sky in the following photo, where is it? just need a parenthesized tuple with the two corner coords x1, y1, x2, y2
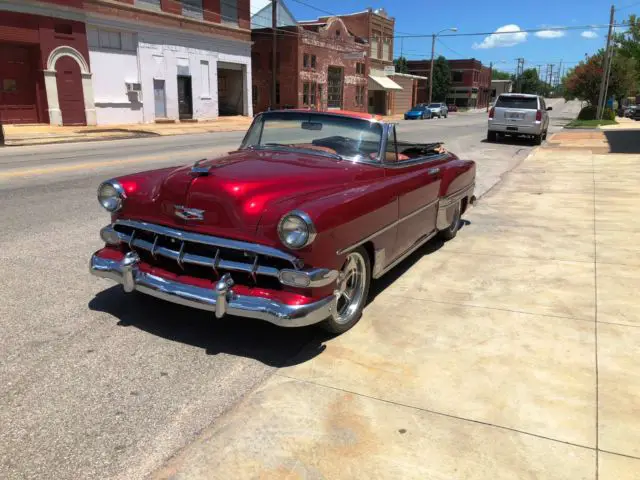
(282, 0, 639, 78)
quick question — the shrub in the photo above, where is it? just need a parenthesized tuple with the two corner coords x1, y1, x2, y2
(577, 106, 597, 120)
(602, 107, 615, 121)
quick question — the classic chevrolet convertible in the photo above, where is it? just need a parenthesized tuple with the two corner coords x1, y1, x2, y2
(91, 110, 475, 333)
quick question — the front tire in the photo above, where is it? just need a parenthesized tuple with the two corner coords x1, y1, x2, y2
(438, 201, 462, 241)
(321, 247, 371, 334)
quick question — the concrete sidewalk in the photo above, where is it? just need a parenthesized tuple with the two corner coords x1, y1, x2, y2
(150, 133, 640, 479)
(1, 116, 253, 146)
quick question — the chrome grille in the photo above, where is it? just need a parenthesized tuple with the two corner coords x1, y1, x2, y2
(111, 219, 300, 282)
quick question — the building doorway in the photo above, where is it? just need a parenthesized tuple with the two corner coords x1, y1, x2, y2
(177, 75, 193, 120)
(0, 43, 40, 124)
(217, 62, 244, 116)
(327, 66, 343, 109)
(55, 55, 86, 125)
(153, 79, 166, 118)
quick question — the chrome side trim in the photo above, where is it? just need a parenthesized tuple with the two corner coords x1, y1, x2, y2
(115, 219, 300, 266)
(90, 254, 334, 328)
(336, 198, 439, 255)
(436, 183, 475, 230)
(372, 230, 437, 279)
(439, 182, 476, 208)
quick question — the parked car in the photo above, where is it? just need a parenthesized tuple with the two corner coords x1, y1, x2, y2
(487, 93, 552, 145)
(90, 110, 476, 334)
(625, 105, 637, 118)
(428, 103, 449, 118)
(447, 104, 458, 113)
(633, 107, 640, 121)
(404, 105, 432, 120)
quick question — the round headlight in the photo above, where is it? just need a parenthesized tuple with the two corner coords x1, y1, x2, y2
(278, 211, 316, 249)
(97, 181, 125, 212)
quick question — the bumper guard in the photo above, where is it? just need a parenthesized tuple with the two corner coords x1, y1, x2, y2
(91, 252, 334, 327)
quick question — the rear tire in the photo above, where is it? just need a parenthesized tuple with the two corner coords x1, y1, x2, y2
(438, 201, 462, 241)
(533, 134, 542, 146)
(487, 131, 497, 142)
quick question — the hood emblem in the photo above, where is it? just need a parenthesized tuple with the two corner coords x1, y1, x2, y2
(175, 205, 205, 221)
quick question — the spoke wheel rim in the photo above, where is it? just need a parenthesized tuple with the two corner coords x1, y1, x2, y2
(333, 252, 367, 325)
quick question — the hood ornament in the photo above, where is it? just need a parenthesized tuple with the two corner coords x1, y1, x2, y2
(190, 159, 210, 176)
(175, 205, 205, 221)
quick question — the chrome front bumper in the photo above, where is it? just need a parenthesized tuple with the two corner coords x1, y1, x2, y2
(90, 252, 335, 327)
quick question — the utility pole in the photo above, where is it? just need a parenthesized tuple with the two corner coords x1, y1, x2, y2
(557, 60, 563, 88)
(603, 43, 616, 112)
(515, 58, 524, 92)
(548, 64, 554, 91)
(486, 61, 493, 112)
(428, 33, 436, 104)
(271, 0, 278, 108)
(596, 4, 615, 120)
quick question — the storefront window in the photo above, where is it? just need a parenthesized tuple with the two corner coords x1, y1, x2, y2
(2, 79, 17, 92)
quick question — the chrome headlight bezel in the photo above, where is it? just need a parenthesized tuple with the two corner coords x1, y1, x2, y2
(277, 210, 317, 250)
(97, 180, 126, 212)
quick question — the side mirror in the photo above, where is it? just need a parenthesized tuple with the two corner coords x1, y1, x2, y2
(546, 106, 553, 111)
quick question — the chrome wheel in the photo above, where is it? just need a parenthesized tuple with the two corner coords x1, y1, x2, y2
(333, 252, 367, 326)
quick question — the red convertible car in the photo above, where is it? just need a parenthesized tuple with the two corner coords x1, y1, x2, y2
(91, 110, 476, 333)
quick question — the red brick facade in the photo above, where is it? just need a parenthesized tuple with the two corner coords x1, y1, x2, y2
(0, 9, 89, 123)
(408, 58, 492, 108)
(251, 18, 368, 113)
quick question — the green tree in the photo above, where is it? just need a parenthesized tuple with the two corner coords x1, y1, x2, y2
(393, 56, 409, 74)
(431, 55, 451, 102)
(491, 69, 511, 80)
(563, 51, 637, 105)
(517, 68, 542, 94)
(614, 14, 640, 95)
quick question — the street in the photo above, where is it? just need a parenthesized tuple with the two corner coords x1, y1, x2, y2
(0, 100, 580, 480)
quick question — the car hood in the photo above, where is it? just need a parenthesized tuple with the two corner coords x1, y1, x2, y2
(406, 111, 422, 115)
(115, 149, 364, 242)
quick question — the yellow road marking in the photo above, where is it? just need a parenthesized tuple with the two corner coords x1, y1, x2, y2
(0, 147, 226, 179)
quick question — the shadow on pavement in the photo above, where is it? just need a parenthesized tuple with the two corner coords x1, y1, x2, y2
(603, 130, 640, 153)
(89, 287, 328, 367)
(89, 221, 470, 367)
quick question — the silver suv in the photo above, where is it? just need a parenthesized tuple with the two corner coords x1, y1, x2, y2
(428, 103, 448, 118)
(487, 94, 551, 145)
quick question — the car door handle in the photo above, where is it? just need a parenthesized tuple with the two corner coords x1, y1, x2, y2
(427, 167, 440, 175)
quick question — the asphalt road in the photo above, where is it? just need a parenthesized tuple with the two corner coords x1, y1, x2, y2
(0, 99, 580, 480)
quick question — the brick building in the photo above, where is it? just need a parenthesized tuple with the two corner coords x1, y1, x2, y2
(328, 8, 399, 114)
(0, 0, 252, 125)
(408, 58, 492, 108)
(251, 17, 368, 113)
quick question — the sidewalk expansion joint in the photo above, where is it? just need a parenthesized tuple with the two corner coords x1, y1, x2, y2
(276, 373, 596, 453)
(591, 151, 600, 480)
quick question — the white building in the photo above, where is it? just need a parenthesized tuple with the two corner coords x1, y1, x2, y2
(86, 1, 252, 125)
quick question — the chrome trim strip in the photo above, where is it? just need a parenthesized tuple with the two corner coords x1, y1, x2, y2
(90, 254, 333, 328)
(336, 198, 439, 255)
(439, 182, 475, 208)
(384, 153, 449, 168)
(115, 219, 299, 265)
(372, 230, 437, 279)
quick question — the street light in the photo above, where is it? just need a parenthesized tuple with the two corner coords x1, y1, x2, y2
(429, 27, 458, 104)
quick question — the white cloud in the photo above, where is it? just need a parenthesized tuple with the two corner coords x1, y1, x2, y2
(534, 29, 566, 39)
(581, 30, 598, 39)
(473, 24, 528, 49)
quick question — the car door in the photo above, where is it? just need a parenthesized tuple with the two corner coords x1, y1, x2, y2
(383, 125, 442, 260)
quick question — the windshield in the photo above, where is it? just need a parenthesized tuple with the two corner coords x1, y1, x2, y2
(241, 112, 384, 162)
(410, 106, 426, 112)
(428, 103, 441, 108)
(495, 96, 538, 109)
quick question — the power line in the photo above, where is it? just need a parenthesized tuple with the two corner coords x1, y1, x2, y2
(394, 23, 627, 38)
(436, 38, 464, 57)
(617, 0, 640, 11)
